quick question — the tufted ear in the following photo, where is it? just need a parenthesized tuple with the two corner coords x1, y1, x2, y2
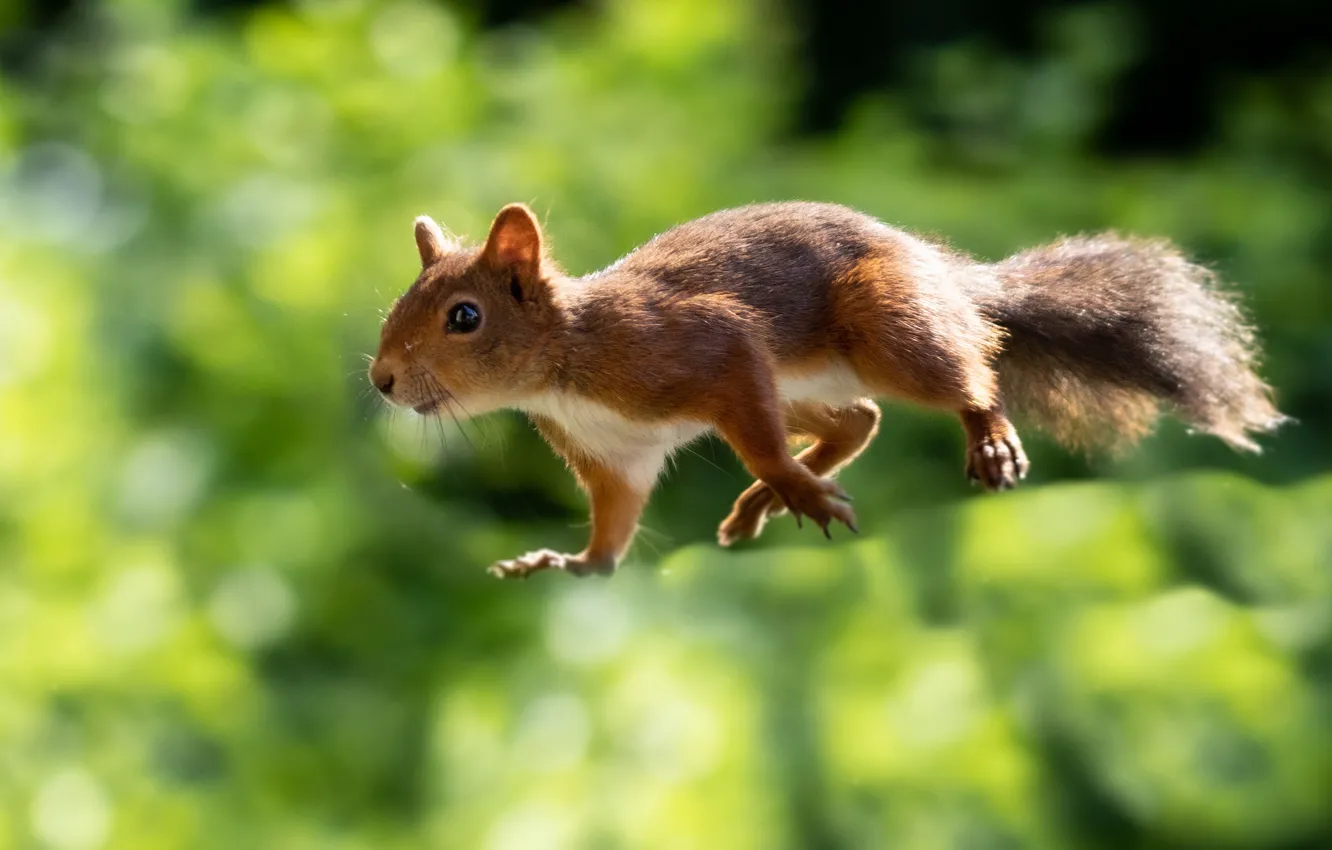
(480, 203, 543, 278)
(414, 215, 448, 268)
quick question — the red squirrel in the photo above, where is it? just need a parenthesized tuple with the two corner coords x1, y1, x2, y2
(369, 202, 1286, 579)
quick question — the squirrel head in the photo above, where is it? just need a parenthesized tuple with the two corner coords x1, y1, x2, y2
(369, 203, 562, 416)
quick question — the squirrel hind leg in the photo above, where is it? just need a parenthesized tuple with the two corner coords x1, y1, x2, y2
(713, 393, 861, 542)
(960, 406, 1029, 491)
(718, 400, 879, 546)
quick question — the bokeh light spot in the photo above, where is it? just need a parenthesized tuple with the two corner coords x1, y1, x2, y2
(207, 566, 297, 650)
(30, 768, 112, 850)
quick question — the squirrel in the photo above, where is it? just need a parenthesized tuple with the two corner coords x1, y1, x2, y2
(369, 201, 1286, 579)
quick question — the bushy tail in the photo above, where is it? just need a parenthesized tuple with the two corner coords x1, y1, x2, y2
(978, 234, 1287, 453)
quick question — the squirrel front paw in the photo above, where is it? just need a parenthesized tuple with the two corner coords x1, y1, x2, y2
(487, 549, 617, 579)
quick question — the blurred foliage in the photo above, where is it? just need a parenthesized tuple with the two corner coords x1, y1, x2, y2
(1, 0, 1330, 848)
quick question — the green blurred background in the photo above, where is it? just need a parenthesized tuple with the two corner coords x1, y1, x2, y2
(1, 0, 1330, 847)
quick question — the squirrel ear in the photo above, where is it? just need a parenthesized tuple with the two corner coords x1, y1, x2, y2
(481, 203, 543, 276)
(414, 215, 448, 268)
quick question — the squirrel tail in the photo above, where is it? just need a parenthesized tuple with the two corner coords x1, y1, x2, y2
(977, 234, 1289, 453)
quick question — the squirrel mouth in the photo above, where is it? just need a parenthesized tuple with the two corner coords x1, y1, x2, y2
(413, 399, 441, 415)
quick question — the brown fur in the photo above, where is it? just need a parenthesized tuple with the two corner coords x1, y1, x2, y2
(976, 234, 1288, 452)
(370, 202, 1286, 578)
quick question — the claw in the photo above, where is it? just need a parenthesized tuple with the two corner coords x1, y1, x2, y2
(764, 476, 861, 539)
(1007, 438, 1029, 479)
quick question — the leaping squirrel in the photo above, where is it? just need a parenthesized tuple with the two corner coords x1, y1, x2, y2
(369, 202, 1286, 579)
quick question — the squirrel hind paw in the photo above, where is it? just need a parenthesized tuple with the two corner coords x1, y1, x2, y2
(718, 483, 783, 547)
(966, 434, 1029, 491)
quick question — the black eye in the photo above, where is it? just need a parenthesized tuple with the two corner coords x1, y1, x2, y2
(446, 302, 481, 334)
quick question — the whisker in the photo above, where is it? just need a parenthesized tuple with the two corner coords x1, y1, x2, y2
(359, 394, 383, 423)
(445, 394, 494, 451)
(419, 372, 456, 457)
(441, 399, 476, 452)
(432, 404, 451, 459)
(676, 441, 735, 480)
(417, 407, 430, 456)
(421, 371, 488, 453)
(631, 522, 672, 563)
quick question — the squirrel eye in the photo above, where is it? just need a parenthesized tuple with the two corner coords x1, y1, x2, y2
(446, 302, 481, 334)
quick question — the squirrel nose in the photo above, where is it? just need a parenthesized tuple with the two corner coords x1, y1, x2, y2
(369, 361, 395, 396)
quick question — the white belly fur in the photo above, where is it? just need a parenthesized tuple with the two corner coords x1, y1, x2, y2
(519, 359, 866, 493)
(776, 358, 868, 407)
(518, 393, 711, 493)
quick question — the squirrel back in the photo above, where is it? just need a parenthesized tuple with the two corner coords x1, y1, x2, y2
(590, 203, 1286, 454)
